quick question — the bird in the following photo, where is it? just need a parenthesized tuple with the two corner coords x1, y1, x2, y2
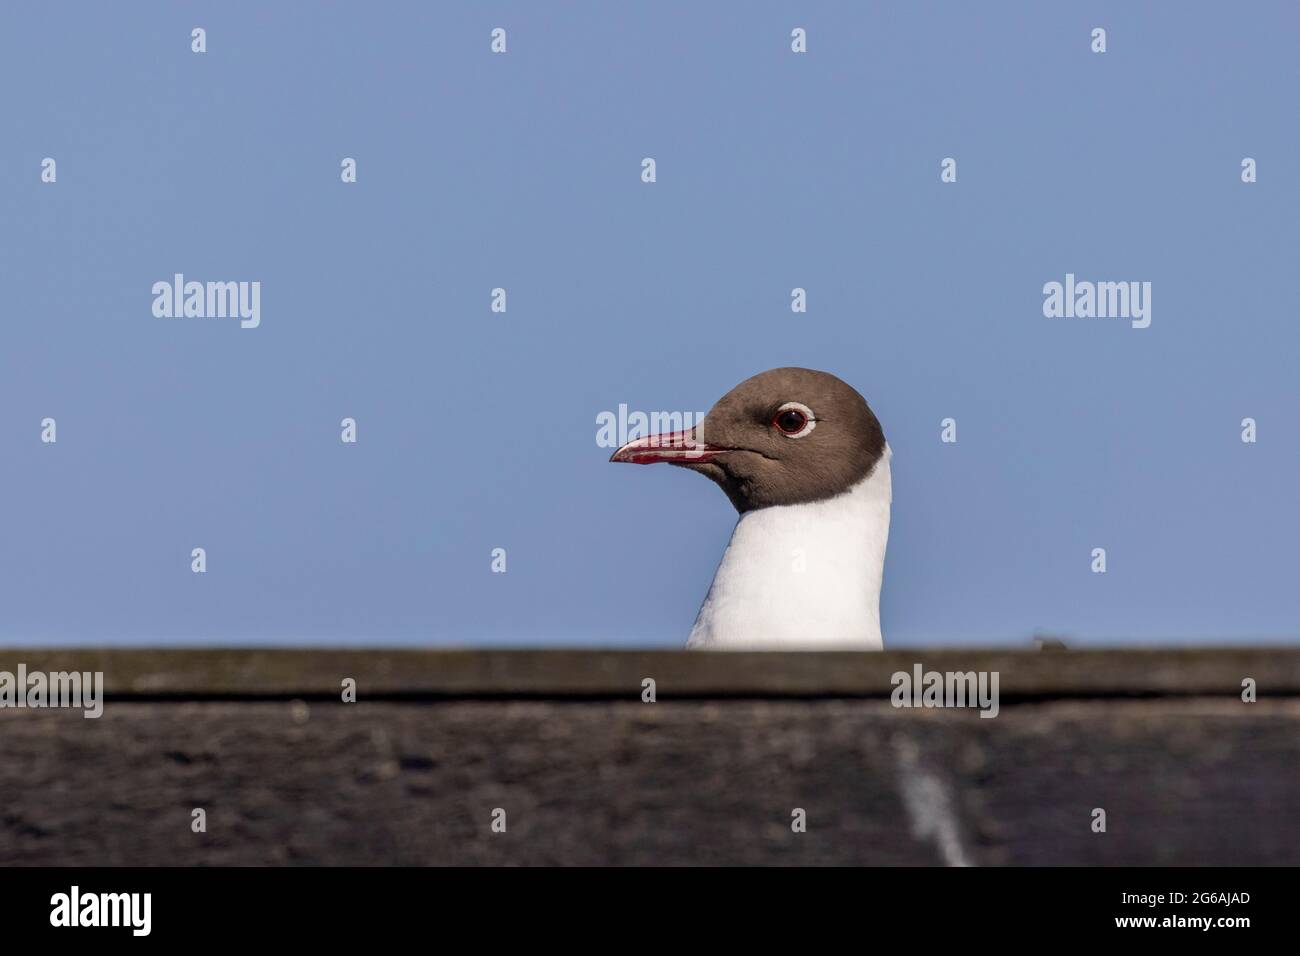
(611, 367, 891, 650)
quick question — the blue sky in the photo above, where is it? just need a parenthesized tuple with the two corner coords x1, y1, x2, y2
(2, 2, 1298, 647)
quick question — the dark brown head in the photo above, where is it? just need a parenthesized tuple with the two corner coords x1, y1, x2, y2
(610, 367, 887, 512)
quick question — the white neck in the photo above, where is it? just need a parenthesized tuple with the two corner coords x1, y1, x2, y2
(687, 446, 891, 650)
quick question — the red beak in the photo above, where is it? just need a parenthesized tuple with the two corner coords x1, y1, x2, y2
(609, 428, 727, 464)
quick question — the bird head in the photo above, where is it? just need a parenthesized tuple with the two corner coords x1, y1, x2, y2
(610, 367, 886, 512)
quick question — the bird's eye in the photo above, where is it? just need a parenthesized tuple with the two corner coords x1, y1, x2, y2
(775, 409, 805, 432)
(772, 402, 817, 438)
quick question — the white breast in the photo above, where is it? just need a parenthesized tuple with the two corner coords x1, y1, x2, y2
(686, 446, 891, 650)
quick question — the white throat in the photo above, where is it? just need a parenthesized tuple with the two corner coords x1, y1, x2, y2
(686, 446, 891, 650)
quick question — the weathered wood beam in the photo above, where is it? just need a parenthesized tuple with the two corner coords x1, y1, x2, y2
(0, 647, 1294, 698)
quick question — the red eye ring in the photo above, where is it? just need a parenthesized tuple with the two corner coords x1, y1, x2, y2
(771, 401, 818, 438)
(774, 409, 807, 434)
